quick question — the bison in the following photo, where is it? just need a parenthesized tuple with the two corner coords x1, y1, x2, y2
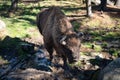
(36, 6, 82, 68)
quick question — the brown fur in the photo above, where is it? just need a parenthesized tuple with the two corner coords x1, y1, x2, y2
(36, 6, 81, 65)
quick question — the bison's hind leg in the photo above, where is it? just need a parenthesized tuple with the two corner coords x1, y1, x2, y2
(45, 43, 54, 62)
(62, 55, 71, 70)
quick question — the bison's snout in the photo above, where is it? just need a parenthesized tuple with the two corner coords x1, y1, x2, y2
(73, 55, 79, 60)
(68, 51, 80, 64)
(72, 48, 80, 61)
(69, 57, 79, 64)
(73, 53, 80, 61)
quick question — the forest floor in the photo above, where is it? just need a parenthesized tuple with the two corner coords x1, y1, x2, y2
(0, 1, 120, 80)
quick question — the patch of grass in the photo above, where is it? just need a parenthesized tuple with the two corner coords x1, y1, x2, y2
(83, 43, 92, 49)
(82, 43, 102, 52)
(101, 42, 108, 48)
(69, 60, 82, 67)
(40, 0, 81, 7)
(89, 31, 103, 41)
(102, 32, 120, 41)
(82, 18, 101, 28)
(109, 48, 118, 56)
(1, 16, 36, 38)
(90, 29, 106, 36)
(72, 21, 80, 31)
(94, 37, 103, 41)
(81, 14, 115, 28)
(94, 45, 102, 52)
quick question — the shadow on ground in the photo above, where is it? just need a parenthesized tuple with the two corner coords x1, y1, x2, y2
(0, 36, 36, 65)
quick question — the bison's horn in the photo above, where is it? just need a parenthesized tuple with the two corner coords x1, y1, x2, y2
(60, 35, 67, 45)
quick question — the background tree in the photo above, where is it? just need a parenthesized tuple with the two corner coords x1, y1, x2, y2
(115, 0, 120, 7)
(99, 0, 107, 11)
(86, 0, 92, 17)
(8, 0, 19, 13)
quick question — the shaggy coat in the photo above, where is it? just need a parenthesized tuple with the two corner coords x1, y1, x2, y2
(37, 6, 81, 65)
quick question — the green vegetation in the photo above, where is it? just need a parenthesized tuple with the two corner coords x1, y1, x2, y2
(72, 21, 81, 31)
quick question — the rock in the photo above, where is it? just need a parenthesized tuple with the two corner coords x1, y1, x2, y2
(34, 49, 52, 71)
(98, 58, 120, 80)
(0, 20, 6, 30)
(20, 43, 35, 54)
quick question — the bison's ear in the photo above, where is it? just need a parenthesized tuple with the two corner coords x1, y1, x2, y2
(60, 35, 67, 45)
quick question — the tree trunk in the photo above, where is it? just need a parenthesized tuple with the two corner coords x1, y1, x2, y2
(8, 0, 19, 13)
(86, 0, 92, 17)
(100, 0, 107, 11)
(115, 0, 120, 7)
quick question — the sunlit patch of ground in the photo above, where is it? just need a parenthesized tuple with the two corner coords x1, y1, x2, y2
(80, 13, 115, 28)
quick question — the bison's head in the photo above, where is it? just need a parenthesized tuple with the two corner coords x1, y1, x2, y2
(60, 32, 83, 64)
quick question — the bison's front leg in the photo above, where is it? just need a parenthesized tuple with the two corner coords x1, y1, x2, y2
(62, 55, 68, 69)
(62, 55, 72, 78)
